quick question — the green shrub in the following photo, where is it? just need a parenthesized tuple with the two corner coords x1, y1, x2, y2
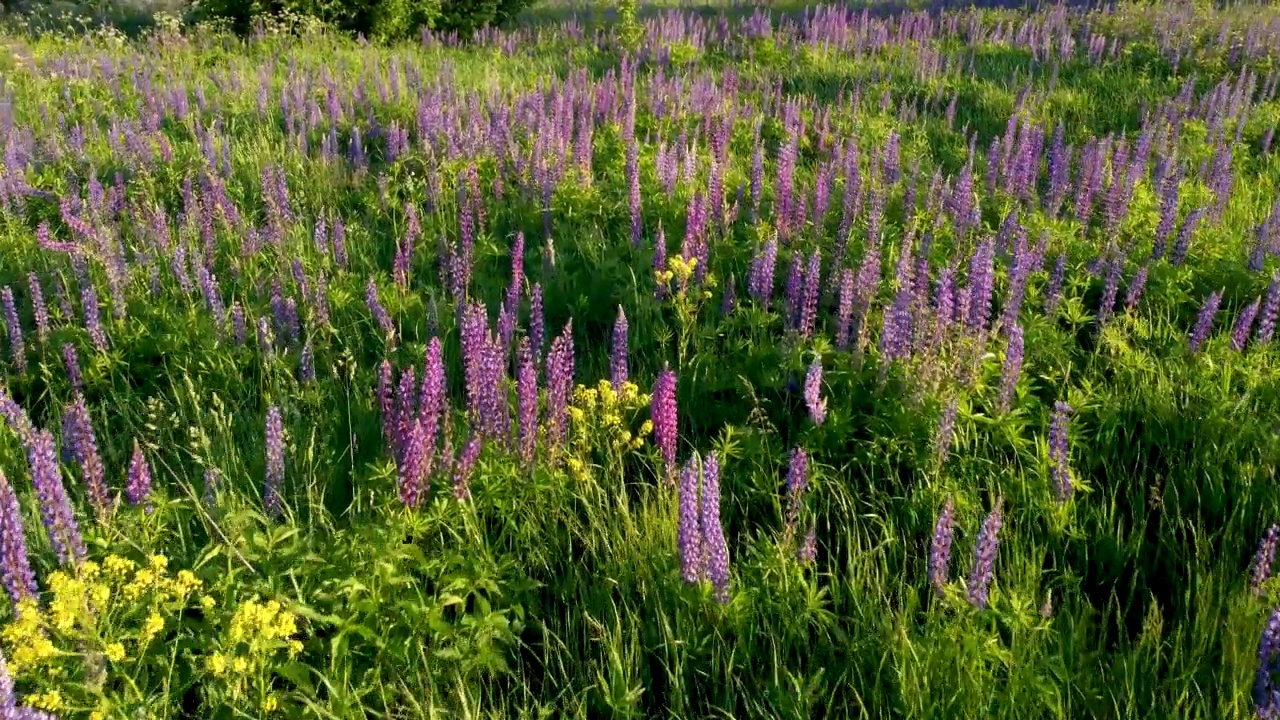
(191, 0, 529, 40)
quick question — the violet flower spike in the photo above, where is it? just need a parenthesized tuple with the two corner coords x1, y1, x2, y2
(677, 455, 703, 584)
(804, 357, 826, 426)
(701, 453, 730, 602)
(264, 405, 284, 519)
(967, 499, 1004, 610)
(0, 470, 37, 613)
(611, 305, 628, 394)
(928, 497, 956, 597)
(126, 439, 153, 509)
(1251, 525, 1280, 595)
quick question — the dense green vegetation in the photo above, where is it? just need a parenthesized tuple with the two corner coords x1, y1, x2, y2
(0, 1, 1278, 718)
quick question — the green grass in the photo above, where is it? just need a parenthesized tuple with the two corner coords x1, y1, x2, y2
(0, 2, 1276, 718)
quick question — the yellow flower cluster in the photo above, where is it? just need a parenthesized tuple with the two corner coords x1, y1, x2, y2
(207, 595, 302, 699)
(655, 254, 698, 289)
(2, 554, 204, 678)
(564, 379, 654, 480)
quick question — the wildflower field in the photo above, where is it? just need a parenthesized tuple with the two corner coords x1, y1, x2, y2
(2, 0, 1280, 716)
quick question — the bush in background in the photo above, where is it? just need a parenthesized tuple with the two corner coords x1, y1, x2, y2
(191, 0, 533, 39)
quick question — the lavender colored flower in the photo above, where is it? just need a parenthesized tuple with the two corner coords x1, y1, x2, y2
(299, 340, 315, 383)
(545, 321, 574, 455)
(836, 269, 855, 349)
(797, 522, 817, 565)
(203, 468, 219, 507)
(62, 343, 83, 392)
(1189, 290, 1224, 353)
(230, 302, 247, 345)
(998, 324, 1024, 413)
(453, 436, 482, 500)
(61, 395, 110, 515)
(365, 278, 395, 339)
(2, 288, 25, 373)
(749, 238, 778, 309)
(928, 497, 956, 597)
(1252, 525, 1280, 595)
(651, 368, 678, 483)
(1255, 608, 1280, 717)
(677, 455, 703, 584)
(800, 251, 821, 338)
(26, 275, 48, 344)
(516, 341, 538, 466)
(611, 306, 628, 394)
(1124, 265, 1149, 312)
(936, 397, 959, 461)
(0, 471, 37, 612)
(1096, 259, 1122, 327)
(27, 429, 85, 565)
(699, 452, 729, 600)
(530, 283, 545, 363)
(378, 360, 396, 451)
(785, 447, 808, 533)
(1233, 299, 1262, 352)
(264, 405, 284, 518)
(1170, 208, 1204, 267)
(967, 499, 1004, 609)
(127, 439, 152, 508)
(1044, 253, 1067, 316)
(1049, 401, 1073, 501)
(804, 358, 826, 426)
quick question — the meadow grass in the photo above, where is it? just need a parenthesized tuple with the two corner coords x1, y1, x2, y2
(0, 1, 1277, 718)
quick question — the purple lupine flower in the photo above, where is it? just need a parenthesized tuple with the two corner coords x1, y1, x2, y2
(797, 522, 817, 565)
(26, 275, 48, 344)
(1260, 611, 1280, 717)
(418, 337, 446, 472)
(394, 367, 419, 465)
(800, 251, 821, 338)
(1233, 299, 1262, 352)
(1251, 525, 1280, 595)
(81, 280, 107, 353)
(27, 429, 85, 565)
(1044, 254, 1067, 316)
(1096, 259, 1122, 327)
(196, 266, 226, 335)
(835, 269, 855, 349)
(230, 302, 247, 345)
(61, 344, 83, 392)
(264, 405, 284, 518)
(998, 324, 1024, 413)
(928, 497, 956, 597)
(2, 288, 25, 373)
(611, 306, 628, 393)
(365, 279, 395, 339)
(1170, 208, 1204, 267)
(785, 447, 808, 534)
(530, 283, 545, 363)
(1124, 265, 1150, 312)
(804, 358, 826, 426)
(378, 360, 396, 451)
(677, 455, 703, 584)
(126, 440, 152, 508)
(516, 341, 538, 466)
(1260, 276, 1280, 344)
(651, 368, 678, 483)
(453, 436, 482, 500)
(936, 397, 959, 461)
(1049, 401, 1073, 501)
(61, 395, 110, 515)
(748, 238, 778, 309)
(1255, 608, 1280, 717)
(332, 216, 348, 268)
(967, 499, 1004, 609)
(397, 418, 427, 507)
(1189, 290, 1224, 353)
(545, 321, 574, 455)
(784, 253, 804, 329)
(0, 471, 37, 612)
(700, 452, 730, 601)
(299, 340, 315, 383)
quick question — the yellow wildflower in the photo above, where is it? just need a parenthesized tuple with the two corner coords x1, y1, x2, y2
(207, 653, 228, 676)
(30, 691, 62, 712)
(140, 612, 164, 644)
(288, 640, 303, 656)
(105, 642, 126, 663)
(232, 656, 249, 674)
(104, 555, 135, 578)
(149, 555, 169, 573)
(200, 595, 216, 611)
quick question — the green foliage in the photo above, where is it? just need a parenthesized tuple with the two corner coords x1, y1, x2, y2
(191, 0, 524, 39)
